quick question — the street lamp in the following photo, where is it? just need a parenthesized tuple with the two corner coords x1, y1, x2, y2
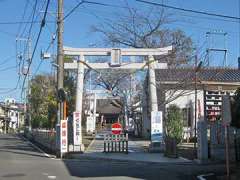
(194, 60, 203, 158)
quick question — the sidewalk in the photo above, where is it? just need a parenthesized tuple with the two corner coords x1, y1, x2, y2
(72, 134, 192, 164)
(70, 151, 192, 164)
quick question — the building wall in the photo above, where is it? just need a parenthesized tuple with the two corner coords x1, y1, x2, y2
(165, 90, 204, 139)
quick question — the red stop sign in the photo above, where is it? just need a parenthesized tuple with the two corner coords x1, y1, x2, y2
(111, 123, 122, 135)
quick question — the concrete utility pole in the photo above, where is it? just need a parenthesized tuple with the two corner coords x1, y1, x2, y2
(16, 37, 32, 130)
(194, 56, 203, 158)
(57, 0, 64, 123)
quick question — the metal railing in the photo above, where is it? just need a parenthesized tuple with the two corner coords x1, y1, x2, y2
(104, 134, 128, 153)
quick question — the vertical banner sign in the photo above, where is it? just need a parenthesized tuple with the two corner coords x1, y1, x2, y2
(151, 111, 163, 142)
(73, 112, 81, 148)
(60, 120, 68, 153)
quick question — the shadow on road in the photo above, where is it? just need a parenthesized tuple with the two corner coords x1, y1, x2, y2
(62, 158, 171, 180)
(0, 149, 49, 158)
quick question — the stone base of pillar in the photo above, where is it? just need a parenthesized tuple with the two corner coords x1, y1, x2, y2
(148, 142, 165, 153)
(74, 144, 85, 152)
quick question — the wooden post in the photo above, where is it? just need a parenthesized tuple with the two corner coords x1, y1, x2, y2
(126, 133, 128, 154)
(63, 101, 67, 120)
(104, 134, 106, 153)
(114, 135, 117, 152)
(111, 135, 113, 152)
(118, 135, 121, 152)
(107, 135, 110, 152)
(225, 125, 230, 179)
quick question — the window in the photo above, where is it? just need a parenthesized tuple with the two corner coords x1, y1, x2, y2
(182, 107, 192, 127)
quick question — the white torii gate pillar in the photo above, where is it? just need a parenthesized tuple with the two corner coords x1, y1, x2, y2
(73, 55, 85, 152)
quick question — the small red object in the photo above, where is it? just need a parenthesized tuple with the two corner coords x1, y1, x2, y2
(111, 123, 122, 135)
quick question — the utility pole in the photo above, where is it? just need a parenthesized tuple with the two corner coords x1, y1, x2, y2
(194, 54, 203, 158)
(194, 54, 198, 158)
(16, 37, 31, 130)
(57, 0, 64, 123)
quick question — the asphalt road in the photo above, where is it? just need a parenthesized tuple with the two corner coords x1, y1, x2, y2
(0, 133, 229, 180)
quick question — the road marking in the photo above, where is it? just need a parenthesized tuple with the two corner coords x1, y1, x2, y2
(48, 175, 56, 179)
(197, 173, 215, 180)
(20, 135, 56, 159)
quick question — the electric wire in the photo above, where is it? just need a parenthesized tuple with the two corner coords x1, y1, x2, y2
(20, 0, 50, 97)
(136, 0, 240, 20)
(0, 55, 15, 66)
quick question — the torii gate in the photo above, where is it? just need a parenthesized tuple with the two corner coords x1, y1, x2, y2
(63, 46, 172, 152)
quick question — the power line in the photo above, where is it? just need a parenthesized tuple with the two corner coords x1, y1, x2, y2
(16, 0, 30, 37)
(63, 1, 84, 20)
(0, 65, 17, 72)
(136, 0, 240, 20)
(33, 0, 85, 77)
(0, 20, 54, 25)
(21, 0, 50, 97)
(0, 55, 15, 66)
(0, 75, 21, 94)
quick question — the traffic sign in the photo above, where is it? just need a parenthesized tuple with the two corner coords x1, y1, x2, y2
(111, 123, 122, 135)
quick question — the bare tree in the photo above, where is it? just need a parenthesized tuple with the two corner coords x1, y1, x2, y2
(91, 3, 193, 66)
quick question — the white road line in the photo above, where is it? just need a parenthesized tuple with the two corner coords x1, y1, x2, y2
(20, 135, 56, 159)
(197, 173, 214, 180)
(48, 175, 56, 179)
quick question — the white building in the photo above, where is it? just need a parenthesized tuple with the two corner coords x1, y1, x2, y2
(2, 98, 24, 130)
(142, 67, 240, 139)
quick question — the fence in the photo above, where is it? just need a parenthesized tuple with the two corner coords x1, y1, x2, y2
(24, 129, 57, 153)
(104, 134, 128, 153)
(235, 129, 240, 162)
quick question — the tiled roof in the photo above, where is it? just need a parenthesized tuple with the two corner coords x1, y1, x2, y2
(155, 68, 240, 83)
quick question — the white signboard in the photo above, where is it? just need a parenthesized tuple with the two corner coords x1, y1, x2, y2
(60, 120, 68, 153)
(73, 111, 81, 149)
(151, 111, 163, 142)
(86, 116, 94, 133)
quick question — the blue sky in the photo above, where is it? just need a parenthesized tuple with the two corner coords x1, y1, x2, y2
(0, 0, 239, 102)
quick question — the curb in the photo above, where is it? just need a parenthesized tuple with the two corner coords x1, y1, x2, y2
(69, 153, 194, 165)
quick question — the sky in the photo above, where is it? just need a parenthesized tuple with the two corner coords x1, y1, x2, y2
(0, 0, 239, 102)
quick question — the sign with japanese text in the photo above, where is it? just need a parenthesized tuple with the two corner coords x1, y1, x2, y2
(73, 111, 81, 146)
(86, 116, 94, 133)
(60, 120, 68, 153)
(151, 111, 163, 142)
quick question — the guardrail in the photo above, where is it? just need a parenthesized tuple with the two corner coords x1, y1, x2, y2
(103, 134, 128, 153)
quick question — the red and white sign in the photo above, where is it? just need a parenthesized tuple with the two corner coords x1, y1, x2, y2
(60, 120, 68, 153)
(111, 123, 122, 135)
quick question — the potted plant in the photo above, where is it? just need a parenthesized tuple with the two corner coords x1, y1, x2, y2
(164, 104, 183, 158)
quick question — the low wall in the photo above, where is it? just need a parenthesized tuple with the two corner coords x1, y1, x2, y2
(24, 129, 57, 153)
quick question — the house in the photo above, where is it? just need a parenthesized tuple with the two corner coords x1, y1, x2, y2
(142, 67, 240, 139)
(0, 98, 25, 132)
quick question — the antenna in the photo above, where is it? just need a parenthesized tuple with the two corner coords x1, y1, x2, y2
(206, 30, 227, 67)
